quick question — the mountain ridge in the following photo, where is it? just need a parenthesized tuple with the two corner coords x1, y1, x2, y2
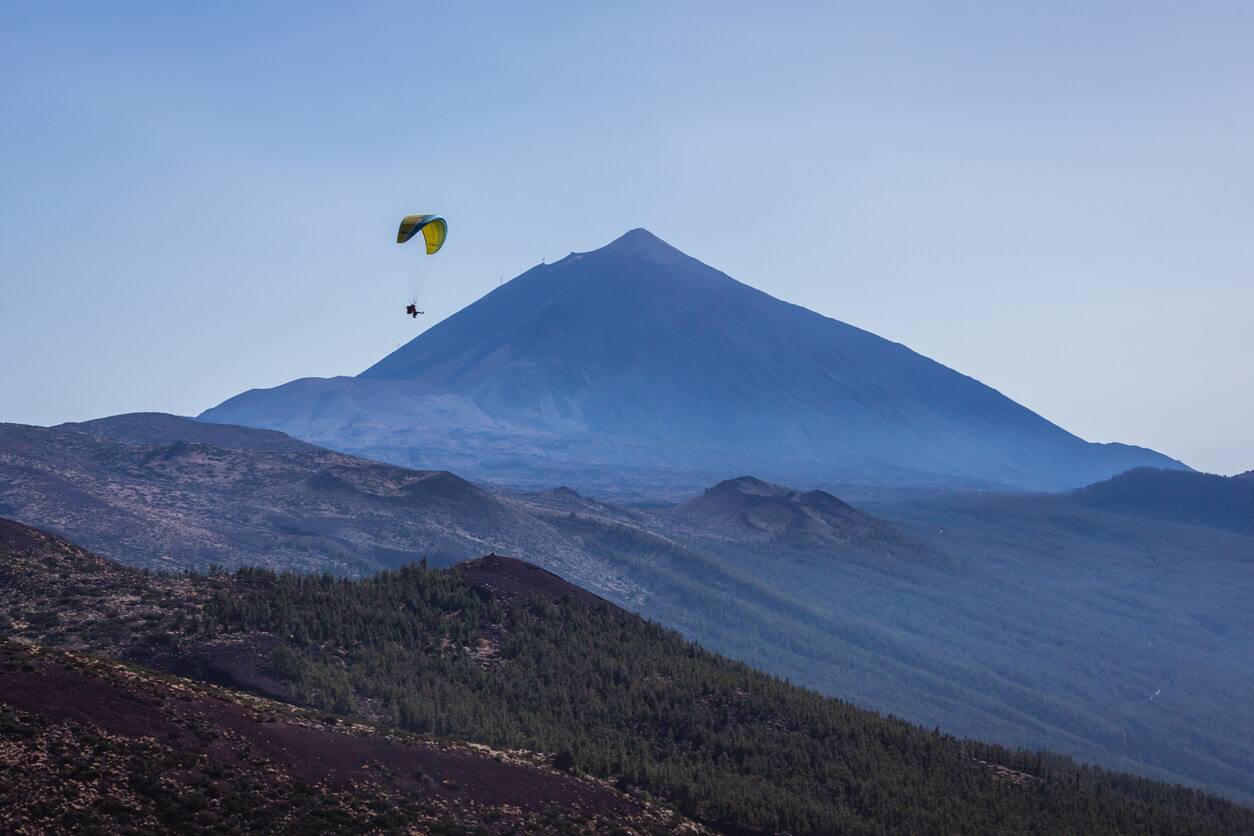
(1069, 466, 1254, 535)
(0, 418, 620, 587)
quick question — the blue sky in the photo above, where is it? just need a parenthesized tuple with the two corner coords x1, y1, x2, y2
(3, 2, 1251, 475)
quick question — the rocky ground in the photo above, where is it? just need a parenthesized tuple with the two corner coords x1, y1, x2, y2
(0, 641, 704, 835)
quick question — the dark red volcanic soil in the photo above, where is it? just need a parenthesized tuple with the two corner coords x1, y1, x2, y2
(0, 642, 696, 834)
(452, 553, 616, 609)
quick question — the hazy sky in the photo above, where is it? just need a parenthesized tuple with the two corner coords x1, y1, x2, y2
(3, 2, 1251, 475)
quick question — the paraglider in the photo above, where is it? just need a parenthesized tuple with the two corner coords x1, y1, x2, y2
(397, 214, 447, 252)
(397, 214, 446, 318)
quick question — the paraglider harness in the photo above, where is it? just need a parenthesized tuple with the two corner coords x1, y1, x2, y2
(406, 304, 423, 318)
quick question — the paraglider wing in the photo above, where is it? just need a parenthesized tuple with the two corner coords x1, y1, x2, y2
(397, 214, 447, 254)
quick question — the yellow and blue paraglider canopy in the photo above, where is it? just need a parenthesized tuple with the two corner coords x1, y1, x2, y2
(397, 214, 447, 254)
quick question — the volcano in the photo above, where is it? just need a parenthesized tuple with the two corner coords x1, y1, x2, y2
(201, 229, 1187, 496)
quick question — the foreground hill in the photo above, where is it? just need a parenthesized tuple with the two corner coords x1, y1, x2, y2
(0, 643, 686, 836)
(3, 520, 1251, 835)
(201, 229, 1187, 498)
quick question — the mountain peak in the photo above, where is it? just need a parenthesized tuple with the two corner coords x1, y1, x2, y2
(707, 476, 785, 498)
(596, 228, 688, 264)
(204, 228, 1190, 494)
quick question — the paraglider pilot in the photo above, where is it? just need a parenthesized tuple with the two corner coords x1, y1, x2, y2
(406, 304, 423, 318)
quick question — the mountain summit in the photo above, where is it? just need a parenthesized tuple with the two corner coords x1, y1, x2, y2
(202, 229, 1187, 496)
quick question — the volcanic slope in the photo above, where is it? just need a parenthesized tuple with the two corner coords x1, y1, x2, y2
(4, 520, 1253, 836)
(202, 228, 1187, 498)
(0, 533, 696, 836)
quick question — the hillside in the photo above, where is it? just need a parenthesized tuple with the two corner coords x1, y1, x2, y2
(4, 519, 1252, 835)
(0, 419, 638, 598)
(200, 229, 1188, 498)
(1069, 467, 1254, 535)
(515, 478, 1254, 804)
(848, 486, 1254, 803)
(5, 416, 1252, 804)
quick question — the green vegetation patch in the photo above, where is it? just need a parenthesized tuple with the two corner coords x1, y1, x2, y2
(200, 564, 1254, 835)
